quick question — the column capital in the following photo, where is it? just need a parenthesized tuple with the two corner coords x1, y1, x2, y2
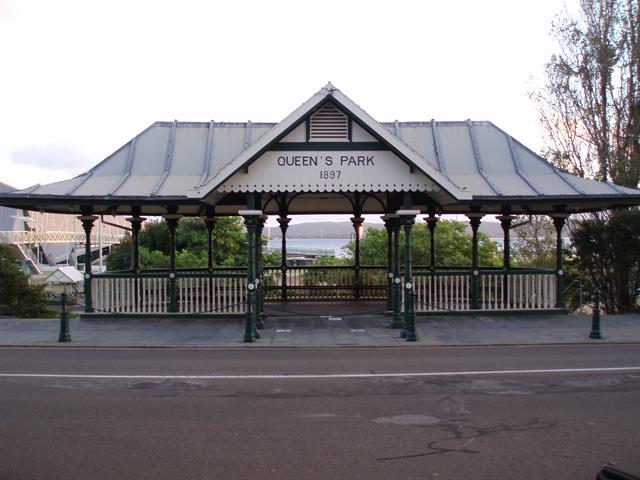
(238, 209, 263, 217)
(496, 214, 514, 231)
(396, 209, 420, 217)
(350, 215, 364, 225)
(550, 214, 568, 231)
(467, 214, 483, 232)
(77, 215, 98, 222)
(163, 213, 183, 221)
(125, 216, 147, 224)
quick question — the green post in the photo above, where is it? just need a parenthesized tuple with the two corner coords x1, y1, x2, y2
(204, 214, 216, 313)
(552, 214, 567, 309)
(165, 212, 181, 313)
(79, 213, 96, 313)
(398, 210, 419, 342)
(351, 215, 363, 300)
(468, 214, 482, 310)
(128, 212, 145, 273)
(256, 215, 267, 329)
(241, 208, 261, 342)
(391, 217, 403, 329)
(589, 288, 602, 339)
(128, 211, 144, 311)
(426, 212, 438, 271)
(381, 215, 394, 315)
(204, 215, 216, 272)
(58, 292, 71, 342)
(497, 214, 513, 307)
(277, 216, 290, 301)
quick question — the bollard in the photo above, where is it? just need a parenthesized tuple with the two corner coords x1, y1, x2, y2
(58, 292, 71, 342)
(589, 288, 602, 340)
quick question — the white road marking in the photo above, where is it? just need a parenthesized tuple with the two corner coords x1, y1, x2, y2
(1, 366, 640, 380)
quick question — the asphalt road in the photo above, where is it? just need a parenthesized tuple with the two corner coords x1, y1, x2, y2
(1, 345, 640, 480)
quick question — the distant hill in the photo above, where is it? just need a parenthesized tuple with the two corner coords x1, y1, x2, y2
(266, 220, 504, 239)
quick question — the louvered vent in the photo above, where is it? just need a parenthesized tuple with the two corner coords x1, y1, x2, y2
(309, 103, 349, 141)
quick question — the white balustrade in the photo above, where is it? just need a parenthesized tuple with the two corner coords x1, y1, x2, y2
(414, 271, 556, 312)
(177, 276, 246, 314)
(414, 273, 470, 312)
(93, 276, 247, 314)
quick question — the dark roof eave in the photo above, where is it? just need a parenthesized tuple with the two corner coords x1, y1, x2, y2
(0, 194, 198, 206)
(468, 194, 640, 204)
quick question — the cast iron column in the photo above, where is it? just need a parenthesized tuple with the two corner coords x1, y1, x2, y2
(381, 215, 394, 314)
(351, 215, 364, 300)
(127, 211, 145, 311)
(127, 211, 145, 273)
(497, 214, 513, 306)
(552, 214, 567, 309)
(241, 209, 262, 342)
(255, 215, 267, 328)
(79, 213, 97, 313)
(425, 213, 438, 271)
(398, 210, 419, 341)
(467, 214, 483, 310)
(165, 212, 181, 313)
(204, 215, 216, 272)
(277, 216, 290, 301)
(391, 217, 403, 328)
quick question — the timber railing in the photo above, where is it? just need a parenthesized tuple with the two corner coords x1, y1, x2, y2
(92, 268, 246, 314)
(262, 265, 386, 300)
(91, 265, 557, 314)
(413, 268, 557, 312)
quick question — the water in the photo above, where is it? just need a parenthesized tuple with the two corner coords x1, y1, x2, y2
(267, 238, 350, 257)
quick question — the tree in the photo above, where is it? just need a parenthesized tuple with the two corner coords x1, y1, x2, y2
(510, 216, 557, 268)
(570, 209, 640, 312)
(343, 220, 501, 267)
(0, 245, 51, 317)
(106, 216, 248, 270)
(533, 0, 640, 187)
(533, 0, 640, 312)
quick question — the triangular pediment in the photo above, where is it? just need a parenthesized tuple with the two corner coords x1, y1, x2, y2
(192, 84, 471, 202)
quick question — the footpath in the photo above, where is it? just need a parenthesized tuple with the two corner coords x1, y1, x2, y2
(0, 302, 638, 348)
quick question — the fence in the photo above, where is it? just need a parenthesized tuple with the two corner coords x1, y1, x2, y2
(93, 271, 246, 314)
(414, 269, 556, 312)
(91, 266, 557, 314)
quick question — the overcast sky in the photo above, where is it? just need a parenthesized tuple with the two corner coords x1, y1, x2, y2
(0, 0, 576, 224)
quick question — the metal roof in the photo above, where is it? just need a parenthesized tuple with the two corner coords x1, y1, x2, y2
(1, 84, 640, 215)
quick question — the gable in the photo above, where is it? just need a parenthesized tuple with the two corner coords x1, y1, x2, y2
(215, 100, 442, 193)
(194, 86, 471, 203)
(218, 148, 440, 193)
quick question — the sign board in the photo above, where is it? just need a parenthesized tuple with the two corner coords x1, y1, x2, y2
(218, 150, 439, 193)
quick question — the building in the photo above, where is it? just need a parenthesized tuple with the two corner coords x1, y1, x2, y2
(0, 181, 127, 273)
(1, 84, 639, 342)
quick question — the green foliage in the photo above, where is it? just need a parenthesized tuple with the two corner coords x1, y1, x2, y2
(106, 217, 248, 270)
(262, 249, 282, 267)
(0, 245, 51, 317)
(344, 220, 501, 267)
(569, 209, 640, 313)
(105, 235, 133, 271)
(315, 255, 351, 266)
